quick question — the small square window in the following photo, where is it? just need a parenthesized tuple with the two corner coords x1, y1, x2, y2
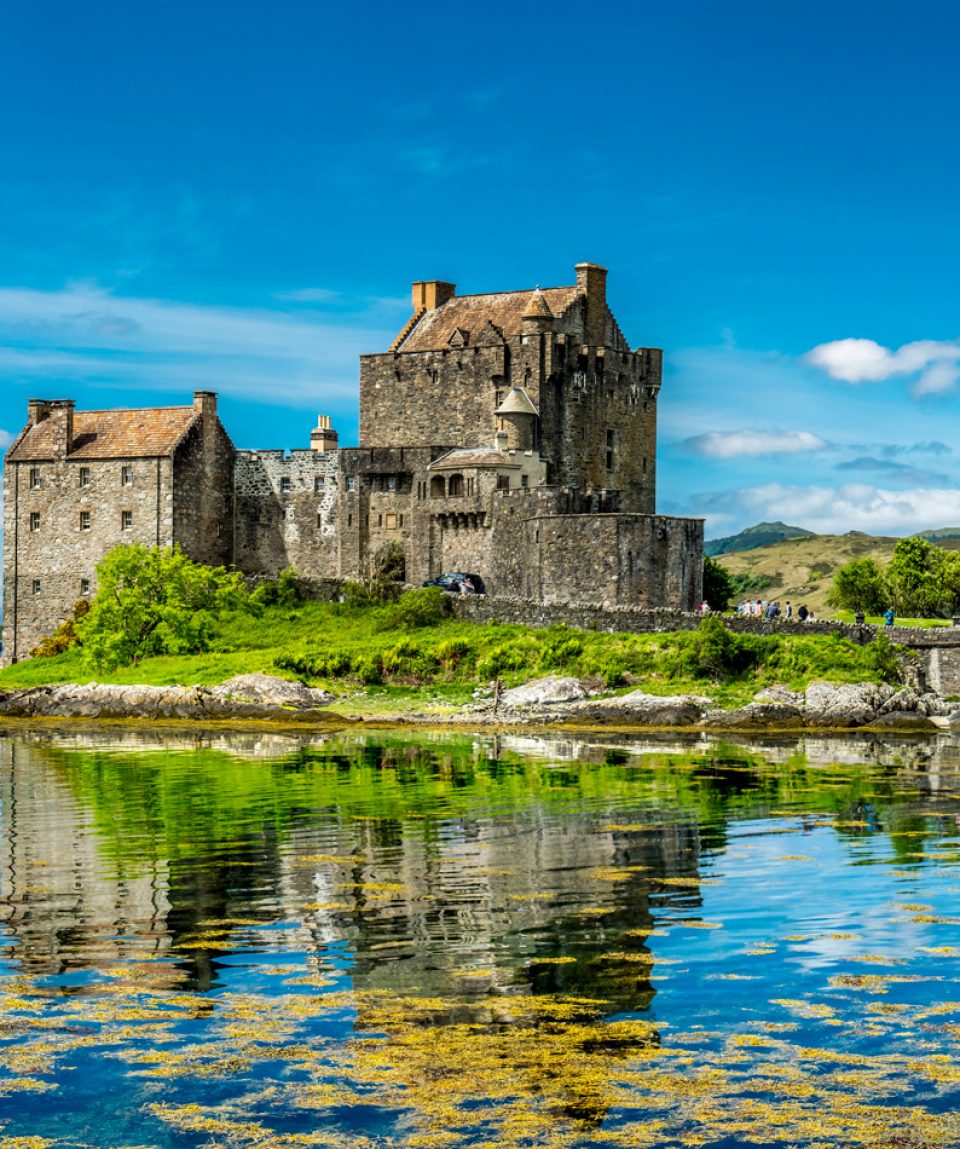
(31, 578, 41, 595)
(346, 476, 357, 492)
(314, 476, 325, 492)
(79, 511, 91, 531)
(497, 475, 510, 491)
(280, 477, 292, 493)
(520, 474, 529, 488)
(386, 475, 398, 492)
(121, 465, 133, 486)
(29, 467, 41, 489)
(29, 512, 40, 531)
(79, 467, 90, 488)
(385, 513, 397, 529)
(80, 578, 91, 595)
(121, 510, 133, 530)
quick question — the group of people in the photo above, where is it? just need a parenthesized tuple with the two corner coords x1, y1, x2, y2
(736, 600, 814, 621)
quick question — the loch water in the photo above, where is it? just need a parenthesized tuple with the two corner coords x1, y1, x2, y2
(2, 727, 960, 1148)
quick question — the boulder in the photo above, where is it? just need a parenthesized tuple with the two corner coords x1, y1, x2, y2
(561, 690, 708, 726)
(706, 702, 804, 728)
(753, 685, 804, 708)
(207, 673, 332, 710)
(803, 681, 894, 727)
(499, 676, 588, 709)
(863, 711, 940, 732)
(879, 688, 921, 714)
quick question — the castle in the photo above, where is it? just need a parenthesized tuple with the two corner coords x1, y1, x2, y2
(2, 263, 704, 661)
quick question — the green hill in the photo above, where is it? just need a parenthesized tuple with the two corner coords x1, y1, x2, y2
(705, 520, 815, 557)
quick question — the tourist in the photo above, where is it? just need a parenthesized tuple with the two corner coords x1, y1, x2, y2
(883, 607, 895, 627)
(785, 601, 793, 619)
(765, 601, 780, 620)
(797, 604, 809, 622)
(459, 577, 476, 596)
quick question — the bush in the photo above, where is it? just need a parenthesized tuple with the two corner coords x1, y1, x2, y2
(677, 617, 762, 680)
(539, 627, 584, 671)
(252, 568, 302, 609)
(30, 599, 90, 658)
(353, 655, 384, 685)
(436, 638, 472, 675)
(383, 587, 453, 629)
(864, 635, 902, 684)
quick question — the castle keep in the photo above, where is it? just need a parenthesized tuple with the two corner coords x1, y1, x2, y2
(2, 263, 704, 661)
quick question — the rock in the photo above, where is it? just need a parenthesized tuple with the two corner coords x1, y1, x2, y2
(561, 690, 708, 726)
(803, 681, 894, 727)
(705, 702, 804, 728)
(499, 676, 588, 709)
(206, 673, 332, 710)
(753, 685, 804, 708)
(917, 692, 950, 717)
(880, 688, 921, 714)
(863, 711, 940, 731)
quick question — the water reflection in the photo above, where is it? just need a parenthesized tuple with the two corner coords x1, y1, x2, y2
(1, 728, 960, 1146)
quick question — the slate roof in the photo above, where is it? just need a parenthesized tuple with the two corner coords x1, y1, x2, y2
(494, 387, 539, 417)
(397, 285, 580, 352)
(429, 446, 523, 470)
(7, 406, 200, 462)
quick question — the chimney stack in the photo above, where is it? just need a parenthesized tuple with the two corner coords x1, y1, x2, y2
(28, 399, 74, 456)
(311, 414, 339, 453)
(193, 391, 217, 419)
(575, 262, 608, 346)
(411, 280, 456, 312)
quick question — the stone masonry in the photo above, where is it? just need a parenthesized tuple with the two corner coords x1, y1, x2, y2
(1, 263, 704, 661)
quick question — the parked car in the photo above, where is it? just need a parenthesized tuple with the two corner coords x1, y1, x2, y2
(422, 572, 486, 595)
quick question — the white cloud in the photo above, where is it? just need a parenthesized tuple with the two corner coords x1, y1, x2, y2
(274, 287, 340, 304)
(0, 283, 396, 408)
(679, 429, 828, 458)
(694, 482, 960, 537)
(0, 429, 12, 450)
(806, 336, 960, 393)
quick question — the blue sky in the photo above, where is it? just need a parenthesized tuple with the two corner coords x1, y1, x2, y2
(3, 0, 960, 537)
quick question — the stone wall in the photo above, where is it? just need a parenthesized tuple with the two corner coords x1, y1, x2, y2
(171, 413, 235, 568)
(234, 449, 339, 579)
(2, 454, 175, 661)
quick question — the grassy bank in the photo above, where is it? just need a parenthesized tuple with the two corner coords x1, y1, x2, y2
(0, 593, 902, 713)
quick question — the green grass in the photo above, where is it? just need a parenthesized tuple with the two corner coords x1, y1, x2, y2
(0, 598, 908, 713)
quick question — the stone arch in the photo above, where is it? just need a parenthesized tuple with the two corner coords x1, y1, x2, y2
(448, 473, 464, 497)
(430, 475, 446, 498)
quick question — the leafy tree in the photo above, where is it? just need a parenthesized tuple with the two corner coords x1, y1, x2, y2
(826, 557, 887, 615)
(78, 544, 250, 670)
(886, 536, 947, 617)
(703, 556, 735, 611)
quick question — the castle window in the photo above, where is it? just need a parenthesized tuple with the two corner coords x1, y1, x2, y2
(315, 476, 325, 492)
(346, 476, 356, 492)
(79, 467, 90, 488)
(121, 465, 133, 486)
(643, 456, 647, 473)
(121, 510, 133, 530)
(497, 475, 510, 491)
(467, 477, 474, 495)
(80, 578, 91, 595)
(386, 475, 398, 492)
(377, 514, 382, 527)
(430, 475, 445, 498)
(448, 474, 464, 497)
(31, 579, 41, 595)
(399, 514, 404, 527)
(385, 513, 397, 529)
(521, 474, 529, 488)
(347, 513, 353, 527)
(79, 511, 91, 531)
(316, 511, 323, 528)
(606, 429, 615, 471)
(29, 512, 41, 531)
(280, 477, 292, 494)
(29, 467, 41, 489)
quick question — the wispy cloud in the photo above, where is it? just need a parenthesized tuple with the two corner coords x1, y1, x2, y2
(0, 429, 12, 450)
(273, 287, 341, 304)
(806, 337, 960, 397)
(833, 456, 948, 485)
(690, 482, 960, 537)
(0, 283, 395, 408)
(880, 440, 951, 458)
(678, 429, 828, 458)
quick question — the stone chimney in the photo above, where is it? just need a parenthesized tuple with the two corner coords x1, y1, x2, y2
(575, 262, 608, 346)
(193, 391, 217, 421)
(28, 399, 74, 457)
(411, 280, 456, 311)
(310, 414, 339, 453)
(27, 399, 52, 426)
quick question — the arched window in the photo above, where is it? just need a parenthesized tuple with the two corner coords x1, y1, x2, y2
(448, 473, 464, 497)
(430, 475, 446, 498)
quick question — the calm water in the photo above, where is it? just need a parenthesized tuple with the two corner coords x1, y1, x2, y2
(2, 727, 960, 1148)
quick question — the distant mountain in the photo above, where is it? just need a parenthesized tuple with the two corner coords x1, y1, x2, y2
(917, 527, 960, 543)
(705, 521, 816, 557)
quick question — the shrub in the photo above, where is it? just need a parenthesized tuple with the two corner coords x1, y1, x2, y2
(864, 634, 902, 684)
(383, 587, 453, 629)
(30, 599, 90, 658)
(539, 627, 584, 671)
(252, 567, 302, 609)
(436, 638, 472, 675)
(353, 654, 384, 685)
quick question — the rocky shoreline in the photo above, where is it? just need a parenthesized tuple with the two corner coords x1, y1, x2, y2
(0, 672, 958, 733)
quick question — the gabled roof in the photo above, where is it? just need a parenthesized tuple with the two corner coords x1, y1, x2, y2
(396, 285, 580, 353)
(522, 287, 554, 319)
(7, 406, 201, 462)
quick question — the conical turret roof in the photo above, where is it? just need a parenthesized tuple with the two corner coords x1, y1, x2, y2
(522, 287, 554, 320)
(494, 386, 539, 417)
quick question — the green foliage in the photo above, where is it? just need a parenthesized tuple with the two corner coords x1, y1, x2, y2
(703, 556, 735, 611)
(827, 557, 887, 615)
(729, 572, 775, 598)
(677, 617, 762, 680)
(252, 567, 301, 608)
(382, 586, 453, 629)
(538, 626, 585, 670)
(30, 598, 91, 658)
(863, 634, 902, 683)
(78, 545, 250, 671)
